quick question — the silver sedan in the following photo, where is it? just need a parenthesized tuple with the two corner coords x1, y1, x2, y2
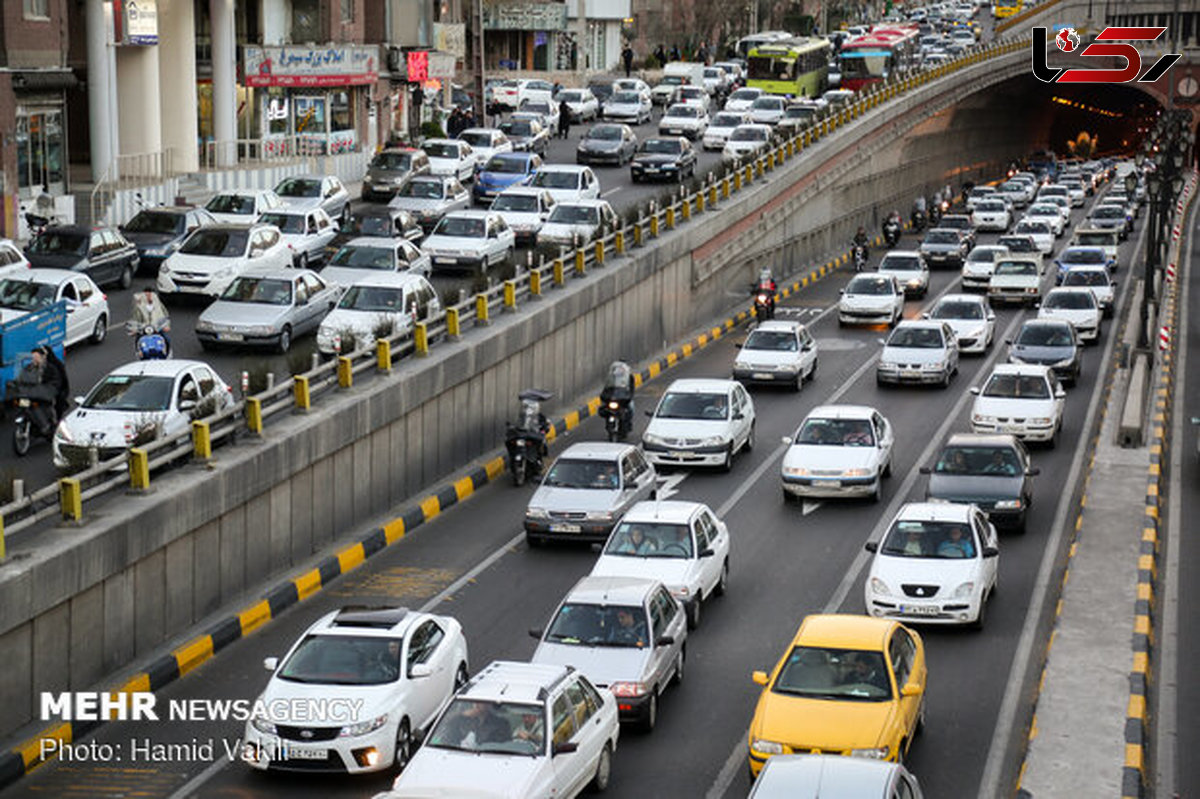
(388, 175, 471, 232)
(195, 267, 340, 353)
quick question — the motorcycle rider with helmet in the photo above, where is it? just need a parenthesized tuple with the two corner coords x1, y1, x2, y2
(882, 210, 902, 247)
(851, 226, 870, 270)
(751, 267, 777, 319)
(598, 361, 636, 441)
(128, 287, 171, 358)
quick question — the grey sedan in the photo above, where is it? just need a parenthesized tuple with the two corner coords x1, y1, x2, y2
(388, 175, 471, 232)
(576, 124, 638, 166)
(195, 267, 340, 353)
(922, 433, 1038, 532)
(273, 174, 352, 226)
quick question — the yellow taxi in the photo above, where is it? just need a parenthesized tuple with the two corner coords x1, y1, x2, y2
(746, 614, 926, 778)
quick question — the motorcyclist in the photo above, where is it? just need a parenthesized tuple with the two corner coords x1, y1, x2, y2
(883, 210, 902, 245)
(599, 361, 636, 437)
(515, 391, 551, 466)
(851, 227, 870, 267)
(23, 345, 69, 436)
(751, 267, 777, 318)
(129, 287, 171, 355)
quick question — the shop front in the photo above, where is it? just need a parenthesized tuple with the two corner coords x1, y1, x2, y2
(483, 3, 574, 71)
(243, 45, 380, 156)
(9, 72, 75, 199)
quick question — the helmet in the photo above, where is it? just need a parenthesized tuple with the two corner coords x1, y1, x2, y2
(758, 267, 773, 282)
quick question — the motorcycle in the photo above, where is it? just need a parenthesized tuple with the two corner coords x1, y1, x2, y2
(753, 289, 775, 320)
(134, 324, 169, 360)
(505, 389, 553, 486)
(599, 397, 633, 442)
(883, 218, 901, 247)
(852, 244, 869, 272)
(911, 209, 927, 233)
(7, 376, 57, 456)
(929, 204, 943, 227)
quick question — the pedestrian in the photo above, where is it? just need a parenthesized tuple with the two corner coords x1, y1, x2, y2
(654, 44, 667, 67)
(670, 44, 681, 61)
(622, 44, 634, 78)
(558, 98, 572, 139)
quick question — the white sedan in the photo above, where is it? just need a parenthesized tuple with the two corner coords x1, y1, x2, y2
(603, 90, 653, 125)
(970, 364, 1066, 445)
(0, 269, 109, 348)
(322, 236, 432, 287)
(749, 96, 786, 125)
(591, 500, 731, 629)
(864, 502, 999, 629)
(556, 88, 600, 121)
(970, 199, 1011, 232)
(960, 244, 1009, 292)
(422, 210, 515, 274)
(529, 165, 601, 204)
(316, 272, 441, 355)
(780, 405, 895, 502)
(1023, 203, 1066, 237)
(724, 87, 764, 112)
(1037, 287, 1101, 342)
(203, 188, 284, 224)
(422, 138, 477, 182)
(535, 199, 619, 248)
(721, 124, 772, 162)
(677, 85, 711, 113)
(658, 104, 709, 140)
(924, 293, 995, 354)
(876, 320, 959, 387)
(53, 359, 234, 469)
(731, 320, 818, 390)
(1061, 265, 1116, 317)
(458, 128, 513, 168)
(641, 378, 755, 471)
(704, 111, 749, 151)
(257, 207, 339, 269)
(838, 273, 905, 327)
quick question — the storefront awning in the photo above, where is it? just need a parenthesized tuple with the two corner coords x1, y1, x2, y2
(10, 70, 78, 92)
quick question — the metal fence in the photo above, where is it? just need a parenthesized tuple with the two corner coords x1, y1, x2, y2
(0, 37, 1031, 560)
(89, 149, 177, 229)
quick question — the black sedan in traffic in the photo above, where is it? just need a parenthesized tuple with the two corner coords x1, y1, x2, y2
(630, 137, 697, 183)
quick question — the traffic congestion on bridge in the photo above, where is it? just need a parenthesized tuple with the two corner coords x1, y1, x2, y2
(0, 0, 1197, 798)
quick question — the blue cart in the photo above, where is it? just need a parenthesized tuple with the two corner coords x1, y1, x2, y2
(0, 301, 66, 403)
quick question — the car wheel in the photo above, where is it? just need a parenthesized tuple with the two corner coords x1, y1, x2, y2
(941, 368, 952, 389)
(870, 476, 882, 503)
(720, 444, 733, 473)
(1048, 421, 1060, 449)
(341, 205, 351, 227)
(673, 647, 686, 685)
(686, 598, 701, 630)
(715, 559, 729, 596)
(808, 356, 818, 381)
(971, 593, 988, 631)
(793, 371, 803, 392)
(588, 743, 613, 793)
(119, 264, 133, 290)
(90, 314, 108, 344)
(641, 692, 658, 732)
(883, 456, 892, 478)
(525, 531, 543, 548)
(393, 719, 413, 772)
(743, 422, 755, 453)
(277, 325, 292, 354)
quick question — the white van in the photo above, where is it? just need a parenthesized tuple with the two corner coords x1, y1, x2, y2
(652, 62, 707, 105)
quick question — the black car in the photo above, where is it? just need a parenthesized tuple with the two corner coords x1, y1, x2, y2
(323, 209, 424, 262)
(630, 137, 697, 183)
(1006, 318, 1082, 386)
(576, 124, 638, 166)
(119, 206, 217, 275)
(922, 433, 1038, 532)
(25, 224, 139, 289)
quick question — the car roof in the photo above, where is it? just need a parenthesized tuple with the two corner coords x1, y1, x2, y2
(215, 188, 270, 197)
(945, 432, 1022, 449)
(342, 271, 430, 289)
(553, 199, 611, 209)
(556, 441, 641, 460)
(496, 186, 546, 197)
(237, 266, 314, 280)
(342, 236, 406, 248)
(936, 293, 985, 305)
(308, 606, 421, 638)
(794, 614, 896, 650)
(108, 359, 214, 378)
(752, 755, 904, 797)
(989, 362, 1053, 377)
(620, 500, 707, 524)
(23, 268, 89, 285)
(461, 661, 575, 704)
(441, 210, 496, 220)
(663, 378, 738, 394)
(891, 319, 946, 332)
(1020, 317, 1072, 329)
(895, 501, 975, 522)
(565, 575, 661, 605)
(752, 320, 803, 333)
(806, 404, 877, 420)
(459, 127, 500, 136)
(538, 164, 590, 173)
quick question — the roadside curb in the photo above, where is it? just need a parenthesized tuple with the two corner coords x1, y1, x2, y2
(0, 238, 855, 792)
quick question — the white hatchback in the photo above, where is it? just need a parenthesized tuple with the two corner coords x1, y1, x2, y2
(864, 502, 999, 629)
(970, 199, 1011, 232)
(781, 405, 895, 502)
(970, 364, 1066, 445)
(923, 293, 995, 354)
(1037, 287, 1101, 342)
(204, 188, 284, 224)
(658, 103, 709, 140)
(0, 269, 109, 349)
(422, 210, 515, 273)
(422, 138, 477, 182)
(703, 111, 751, 150)
(1061, 265, 1116, 317)
(641, 378, 756, 471)
(960, 244, 1009, 292)
(838, 273, 905, 327)
(731, 320, 818, 390)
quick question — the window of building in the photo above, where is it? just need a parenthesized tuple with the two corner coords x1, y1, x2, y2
(341, 0, 354, 22)
(15, 110, 64, 194)
(292, 0, 320, 42)
(330, 91, 353, 132)
(23, 0, 50, 20)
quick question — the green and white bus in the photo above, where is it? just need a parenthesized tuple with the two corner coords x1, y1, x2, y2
(746, 38, 833, 98)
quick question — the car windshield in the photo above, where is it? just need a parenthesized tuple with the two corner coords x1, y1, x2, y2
(485, 157, 527, 175)
(744, 330, 798, 351)
(604, 522, 694, 558)
(772, 646, 892, 701)
(349, 215, 396, 237)
(730, 128, 767, 142)
(0, 280, 56, 311)
(338, 284, 406, 312)
(433, 217, 485, 238)
(1092, 206, 1124, 219)
(426, 142, 462, 158)
(880, 256, 921, 272)
(983, 373, 1050, 398)
(459, 132, 493, 147)
(178, 230, 248, 257)
(998, 237, 1035, 252)
(642, 139, 683, 155)
(205, 194, 256, 214)
(532, 171, 581, 189)
(544, 603, 648, 648)
(83, 374, 174, 411)
(1041, 187, 1067, 196)
(1016, 323, 1073, 347)
(427, 699, 546, 756)
(730, 89, 759, 101)
(258, 212, 305, 234)
(751, 98, 781, 109)
(887, 327, 944, 348)
(522, 102, 551, 114)
(492, 194, 540, 213)
(1063, 270, 1107, 287)
(796, 418, 875, 446)
(28, 231, 88, 256)
(931, 300, 984, 320)
(994, 261, 1036, 276)
(847, 276, 894, 295)
(587, 126, 622, 141)
(924, 230, 958, 244)
(548, 206, 599, 225)
(543, 457, 619, 489)
(398, 180, 446, 199)
(329, 245, 395, 270)
(881, 519, 978, 559)
(560, 91, 584, 102)
(1075, 232, 1115, 246)
(1016, 221, 1049, 234)
(611, 91, 641, 104)
(219, 276, 292, 305)
(666, 105, 700, 118)
(276, 634, 402, 686)
(968, 248, 1003, 264)
(784, 106, 816, 119)
(123, 211, 184, 235)
(275, 178, 321, 198)
(934, 445, 1021, 476)
(500, 121, 534, 137)
(655, 391, 728, 420)
(1028, 205, 1058, 216)
(1045, 291, 1095, 310)
(974, 201, 1005, 212)
(371, 152, 413, 170)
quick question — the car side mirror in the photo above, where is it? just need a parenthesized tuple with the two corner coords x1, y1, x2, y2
(179, 399, 197, 411)
(698, 547, 714, 558)
(864, 541, 878, 553)
(1027, 467, 1041, 476)
(645, 409, 654, 417)
(802, 342, 813, 351)
(1055, 388, 1066, 399)
(982, 546, 999, 558)
(838, 289, 845, 294)
(969, 387, 980, 395)
(263, 657, 278, 672)
(553, 741, 579, 756)
(1032, 302, 1040, 309)
(410, 663, 433, 678)
(918, 466, 931, 474)
(901, 682, 922, 697)
(1004, 338, 1012, 345)
(877, 338, 886, 346)
(655, 635, 675, 647)
(988, 313, 996, 321)
(752, 670, 768, 686)
(74, 395, 85, 406)
(529, 628, 543, 639)
(920, 312, 930, 319)
(733, 412, 744, 420)
(781, 436, 793, 445)
(733, 342, 742, 349)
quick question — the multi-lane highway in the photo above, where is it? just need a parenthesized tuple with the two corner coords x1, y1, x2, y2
(4, 177, 1142, 799)
(0, 107, 738, 490)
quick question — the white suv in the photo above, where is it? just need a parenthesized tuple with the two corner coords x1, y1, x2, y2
(243, 607, 468, 775)
(388, 661, 620, 798)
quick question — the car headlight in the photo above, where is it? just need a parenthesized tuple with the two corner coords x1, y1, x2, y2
(252, 717, 278, 735)
(1031, 417, 1053, 425)
(907, 278, 923, 287)
(643, 433, 666, 446)
(159, 263, 171, 275)
(246, 325, 275, 335)
(850, 747, 890, 759)
(953, 581, 976, 598)
(994, 499, 1022, 509)
(584, 511, 613, 522)
(340, 714, 389, 737)
(923, 360, 946, 370)
(775, 363, 798, 372)
(195, 319, 214, 333)
(878, 361, 898, 371)
(782, 466, 810, 477)
(842, 468, 871, 478)
(701, 436, 726, 446)
(54, 420, 74, 443)
(751, 739, 785, 755)
(869, 577, 890, 595)
(1054, 357, 1076, 367)
(526, 508, 549, 519)
(608, 681, 649, 697)
(972, 414, 995, 424)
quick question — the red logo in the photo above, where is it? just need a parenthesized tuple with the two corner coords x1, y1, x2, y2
(1032, 26, 1181, 84)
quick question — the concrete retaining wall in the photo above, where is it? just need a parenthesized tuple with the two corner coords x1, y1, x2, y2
(0, 50, 1036, 742)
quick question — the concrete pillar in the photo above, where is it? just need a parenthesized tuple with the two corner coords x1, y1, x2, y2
(116, 46, 163, 158)
(157, 0, 200, 173)
(210, 0, 237, 166)
(86, 0, 117, 182)
(262, 0, 290, 45)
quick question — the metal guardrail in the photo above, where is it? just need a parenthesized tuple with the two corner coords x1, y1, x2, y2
(89, 149, 176, 227)
(0, 37, 1031, 556)
(200, 136, 328, 171)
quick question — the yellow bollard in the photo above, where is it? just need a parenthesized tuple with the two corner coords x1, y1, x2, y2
(191, 421, 212, 461)
(59, 477, 82, 522)
(681, 198, 691, 221)
(128, 447, 150, 490)
(634, 222, 644, 246)
(732, 170, 742, 191)
(695, 191, 704, 212)
(709, 184, 718, 206)
(446, 307, 461, 337)
(614, 229, 625, 254)
(337, 355, 353, 388)
(476, 293, 490, 324)
(553, 258, 566, 284)
(574, 247, 586, 274)
(414, 322, 429, 354)
(376, 338, 392, 371)
(594, 239, 605, 264)
(665, 206, 676, 229)
(744, 164, 753, 183)
(530, 269, 542, 296)
(293, 375, 311, 410)
(245, 397, 263, 434)
(503, 280, 516, 309)
(755, 159, 763, 179)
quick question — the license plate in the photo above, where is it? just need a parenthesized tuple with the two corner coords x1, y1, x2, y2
(1000, 424, 1023, 434)
(900, 604, 939, 616)
(283, 747, 327, 761)
(644, 166, 659, 172)
(752, 372, 773, 380)
(550, 523, 581, 533)
(812, 479, 841, 487)
(670, 450, 691, 459)
(901, 371, 922, 379)
(218, 333, 244, 342)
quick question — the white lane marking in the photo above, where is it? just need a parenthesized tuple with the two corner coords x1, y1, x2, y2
(656, 472, 689, 500)
(801, 500, 822, 516)
(601, 187, 622, 198)
(976, 209, 1151, 799)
